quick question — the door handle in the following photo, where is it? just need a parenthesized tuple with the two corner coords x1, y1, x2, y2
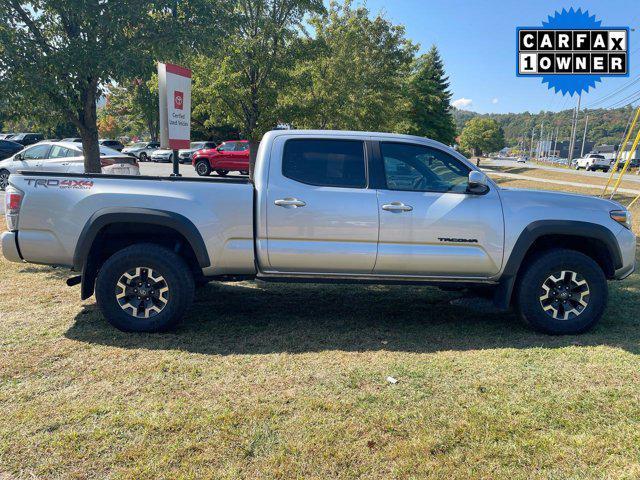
(382, 202, 413, 212)
(274, 198, 306, 208)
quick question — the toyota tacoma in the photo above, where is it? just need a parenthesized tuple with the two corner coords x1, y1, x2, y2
(2, 130, 636, 334)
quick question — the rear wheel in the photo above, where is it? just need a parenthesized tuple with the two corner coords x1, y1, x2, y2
(95, 244, 194, 332)
(215, 169, 229, 176)
(195, 160, 212, 176)
(516, 249, 607, 334)
(240, 170, 249, 176)
(0, 169, 9, 191)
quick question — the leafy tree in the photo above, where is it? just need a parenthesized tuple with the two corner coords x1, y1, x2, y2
(103, 77, 160, 141)
(406, 46, 456, 145)
(193, 0, 324, 177)
(0, 1, 215, 172)
(282, 1, 416, 132)
(459, 117, 505, 156)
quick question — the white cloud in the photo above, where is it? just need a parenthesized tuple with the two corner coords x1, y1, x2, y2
(452, 97, 473, 109)
(491, 97, 499, 104)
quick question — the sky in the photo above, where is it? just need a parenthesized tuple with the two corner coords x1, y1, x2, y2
(361, 0, 640, 114)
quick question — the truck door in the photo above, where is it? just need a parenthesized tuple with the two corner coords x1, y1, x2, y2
(373, 141, 504, 278)
(264, 136, 379, 273)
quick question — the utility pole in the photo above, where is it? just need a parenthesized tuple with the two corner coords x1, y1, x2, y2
(545, 128, 552, 159)
(552, 125, 559, 158)
(538, 121, 544, 159)
(529, 126, 535, 159)
(580, 114, 589, 157)
(568, 94, 582, 163)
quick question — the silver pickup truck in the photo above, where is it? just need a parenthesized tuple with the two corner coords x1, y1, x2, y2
(2, 130, 636, 334)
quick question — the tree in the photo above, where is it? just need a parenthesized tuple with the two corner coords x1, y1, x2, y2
(459, 117, 505, 156)
(193, 0, 325, 177)
(406, 45, 456, 145)
(0, 1, 213, 172)
(282, 1, 416, 132)
(103, 77, 160, 141)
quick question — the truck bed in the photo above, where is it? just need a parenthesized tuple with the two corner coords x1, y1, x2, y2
(8, 170, 256, 276)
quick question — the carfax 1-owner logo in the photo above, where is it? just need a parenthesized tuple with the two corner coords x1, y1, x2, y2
(516, 8, 629, 95)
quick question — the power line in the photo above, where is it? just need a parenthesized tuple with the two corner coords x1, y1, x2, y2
(583, 75, 640, 108)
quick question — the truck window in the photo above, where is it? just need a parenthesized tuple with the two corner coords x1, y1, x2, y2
(282, 139, 366, 188)
(381, 143, 470, 193)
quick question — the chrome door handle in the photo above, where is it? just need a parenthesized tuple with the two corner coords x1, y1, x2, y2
(274, 198, 306, 208)
(382, 202, 413, 212)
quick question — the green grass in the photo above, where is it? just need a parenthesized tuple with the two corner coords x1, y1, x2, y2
(1, 179, 640, 478)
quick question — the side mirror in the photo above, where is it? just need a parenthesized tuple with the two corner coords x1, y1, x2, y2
(14, 153, 23, 161)
(467, 170, 490, 195)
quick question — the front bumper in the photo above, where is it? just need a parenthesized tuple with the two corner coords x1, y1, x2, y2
(1, 231, 23, 263)
(614, 226, 637, 280)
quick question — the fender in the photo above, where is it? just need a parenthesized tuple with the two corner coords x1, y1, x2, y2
(74, 207, 211, 271)
(493, 220, 622, 309)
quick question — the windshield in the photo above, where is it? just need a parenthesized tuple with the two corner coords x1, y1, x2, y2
(190, 142, 206, 149)
(130, 143, 146, 148)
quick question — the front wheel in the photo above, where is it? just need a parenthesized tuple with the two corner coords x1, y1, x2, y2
(516, 249, 607, 334)
(195, 160, 212, 176)
(139, 152, 148, 162)
(95, 243, 195, 332)
(0, 169, 9, 191)
(215, 169, 229, 176)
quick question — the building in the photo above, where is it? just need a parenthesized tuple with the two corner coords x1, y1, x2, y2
(592, 144, 618, 161)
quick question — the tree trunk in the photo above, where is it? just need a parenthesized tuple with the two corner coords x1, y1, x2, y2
(79, 81, 102, 173)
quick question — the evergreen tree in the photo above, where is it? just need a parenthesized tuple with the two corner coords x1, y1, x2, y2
(406, 45, 457, 145)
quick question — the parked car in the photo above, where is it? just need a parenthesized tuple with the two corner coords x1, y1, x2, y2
(2, 130, 635, 335)
(0, 139, 24, 161)
(192, 140, 250, 176)
(121, 141, 160, 161)
(150, 149, 175, 163)
(516, 156, 528, 163)
(178, 141, 218, 164)
(574, 153, 611, 172)
(0, 141, 139, 190)
(0, 133, 17, 140)
(611, 159, 640, 171)
(61, 137, 82, 143)
(99, 139, 125, 152)
(10, 133, 44, 146)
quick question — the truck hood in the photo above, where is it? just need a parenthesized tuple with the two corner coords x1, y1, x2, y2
(500, 187, 626, 213)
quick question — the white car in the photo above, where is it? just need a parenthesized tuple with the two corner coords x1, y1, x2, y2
(574, 153, 611, 172)
(0, 141, 139, 190)
(150, 149, 174, 163)
(121, 141, 161, 161)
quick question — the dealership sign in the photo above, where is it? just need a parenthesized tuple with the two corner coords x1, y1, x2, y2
(516, 8, 629, 95)
(158, 62, 192, 149)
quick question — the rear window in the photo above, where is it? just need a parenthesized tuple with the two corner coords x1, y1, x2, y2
(282, 139, 366, 188)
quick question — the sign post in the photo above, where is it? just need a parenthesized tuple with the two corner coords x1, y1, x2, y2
(158, 62, 192, 177)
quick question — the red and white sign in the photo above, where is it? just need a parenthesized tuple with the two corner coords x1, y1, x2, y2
(158, 62, 192, 150)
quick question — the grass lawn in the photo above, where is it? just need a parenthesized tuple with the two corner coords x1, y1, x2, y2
(484, 163, 640, 194)
(1, 179, 639, 479)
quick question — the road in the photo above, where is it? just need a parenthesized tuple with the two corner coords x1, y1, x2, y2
(485, 158, 640, 184)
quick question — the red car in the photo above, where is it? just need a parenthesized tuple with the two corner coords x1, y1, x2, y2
(192, 140, 250, 176)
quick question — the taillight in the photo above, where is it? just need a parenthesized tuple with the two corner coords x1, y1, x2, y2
(5, 186, 23, 231)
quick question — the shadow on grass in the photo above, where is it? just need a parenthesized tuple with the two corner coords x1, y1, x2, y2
(65, 275, 640, 355)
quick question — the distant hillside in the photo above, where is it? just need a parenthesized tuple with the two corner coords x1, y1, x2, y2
(453, 106, 636, 148)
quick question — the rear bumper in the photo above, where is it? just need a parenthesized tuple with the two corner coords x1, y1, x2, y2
(1, 231, 23, 263)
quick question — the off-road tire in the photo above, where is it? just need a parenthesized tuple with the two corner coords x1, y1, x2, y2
(516, 249, 607, 335)
(215, 169, 229, 176)
(95, 243, 195, 332)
